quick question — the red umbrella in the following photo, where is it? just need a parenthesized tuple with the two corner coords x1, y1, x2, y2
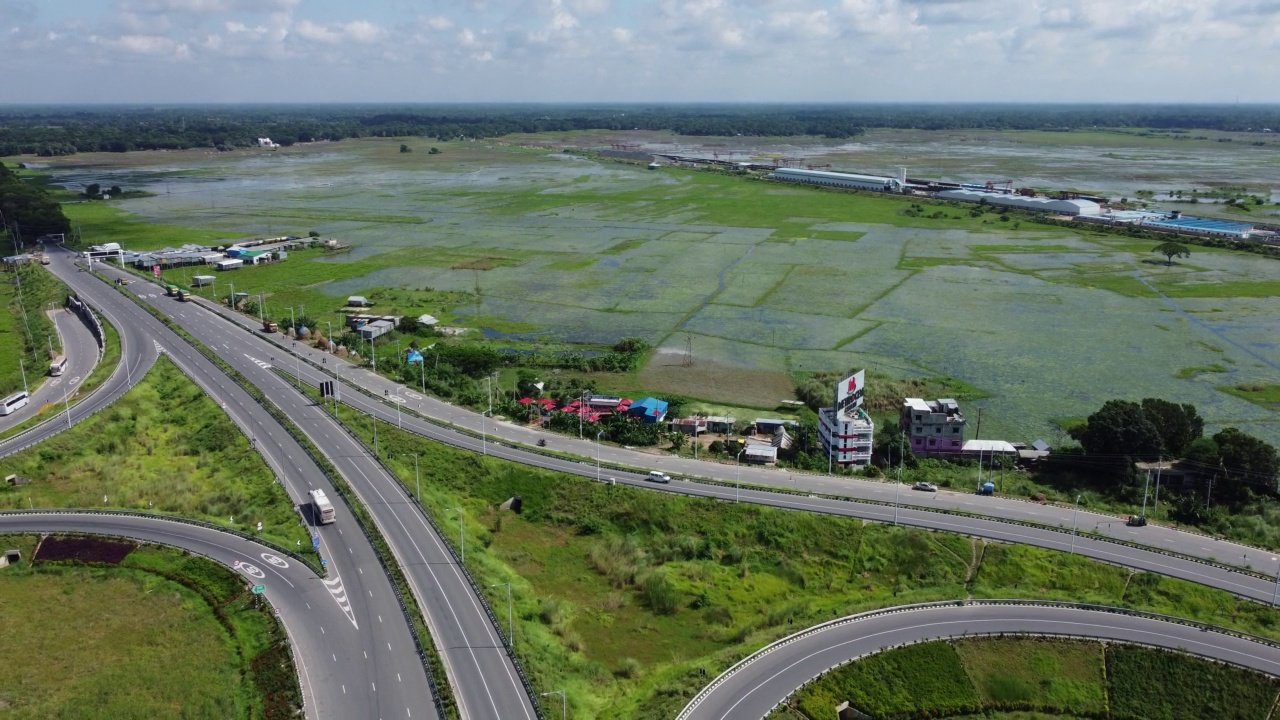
(518, 397, 534, 405)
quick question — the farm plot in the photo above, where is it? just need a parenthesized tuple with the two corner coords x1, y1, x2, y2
(683, 304, 878, 351)
(851, 266, 1279, 444)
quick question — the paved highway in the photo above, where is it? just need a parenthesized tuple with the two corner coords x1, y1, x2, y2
(0, 260, 157, 457)
(190, 289, 1273, 578)
(678, 602, 1280, 720)
(0, 306, 100, 434)
(184, 310, 1280, 608)
(0, 512, 412, 719)
(86, 258, 538, 720)
(41, 248, 438, 720)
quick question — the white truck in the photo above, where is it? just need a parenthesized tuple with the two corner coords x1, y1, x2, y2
(310, 489, 336, 524)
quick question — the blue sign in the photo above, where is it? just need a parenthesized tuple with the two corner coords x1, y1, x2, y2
(320, 559, 327, 568)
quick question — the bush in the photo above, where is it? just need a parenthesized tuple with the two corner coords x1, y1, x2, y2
(642, 572, 679, 615)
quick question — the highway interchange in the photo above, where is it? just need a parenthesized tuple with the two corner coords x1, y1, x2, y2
(0, 305, 101, 435)
(3, 247, 1280, 719)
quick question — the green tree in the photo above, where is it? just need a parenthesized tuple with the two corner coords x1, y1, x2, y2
(1153, 241, 1191, 266)
(669, 431, 686, 452)
(1214, 428, 1279, 490)
(399, 144, 411, 153)
(1079, 400, 1162, 466)
(1140, 398, 1204, 457)
(84, 183, 100, 198)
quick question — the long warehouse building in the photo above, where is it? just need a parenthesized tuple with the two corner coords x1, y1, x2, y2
(937, 189, 1101, 216)
(770, 167, 905, 193)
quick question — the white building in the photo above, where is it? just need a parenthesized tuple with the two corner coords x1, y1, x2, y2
(213, 258, 243, 271)
(770, 168, 904, 193)
(937, 189, 1101, 216)
(817, 370, 875, 468)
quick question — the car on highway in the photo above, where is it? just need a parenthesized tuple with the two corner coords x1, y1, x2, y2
(646, 471, 672, 484)
(1126, 515, 1148, 527)
(912, 481, 938, 492)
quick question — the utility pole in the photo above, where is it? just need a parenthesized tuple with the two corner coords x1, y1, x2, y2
(62, 386, 72, 428)
(1141, 469, 1151, 518)
(596, 430, 604, 482)
(413, 453, 420, 502)
(736, 448, 745, 503)
(1154, 456, 1163, 512)
(19, 359, 28, 395)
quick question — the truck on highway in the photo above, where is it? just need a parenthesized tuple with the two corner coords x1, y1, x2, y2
(262, 320, 278, 333)
(176, 289, 192, 302)
(165, 284, 179, 297)
(310, 489, 336, 524)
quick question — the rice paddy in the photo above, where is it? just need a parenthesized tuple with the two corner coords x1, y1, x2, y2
(15, 136, 1280, 444)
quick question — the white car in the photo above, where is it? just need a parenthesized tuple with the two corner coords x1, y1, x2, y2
(912, 481, 938, 492)
(646, 471, 672, 484)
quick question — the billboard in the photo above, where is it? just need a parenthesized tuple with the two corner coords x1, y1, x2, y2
(834, 370, 865, 414)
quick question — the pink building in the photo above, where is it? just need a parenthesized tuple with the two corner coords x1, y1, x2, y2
(902, 398, 966, 455)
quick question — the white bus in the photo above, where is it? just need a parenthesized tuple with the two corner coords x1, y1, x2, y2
(310, 489, 336, 524)
(0, 391, 29, 416)
(49, 355, 68, 376)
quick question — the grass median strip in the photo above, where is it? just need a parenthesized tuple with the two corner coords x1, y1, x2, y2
(109, 279, 459, 720)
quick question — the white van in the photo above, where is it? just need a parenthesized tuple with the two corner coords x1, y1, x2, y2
(646, 471, 671, 484)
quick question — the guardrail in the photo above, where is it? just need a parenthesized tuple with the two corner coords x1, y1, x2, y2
(0, 508, 323, 574)
(66, 293, 106, 353)
(0, 292, 141, 455)
(101, 271, 457, 720)
(305, 385, 545, 719)
(676, 598, 1280, 720)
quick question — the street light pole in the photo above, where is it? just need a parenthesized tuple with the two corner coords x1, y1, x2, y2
(736, 449, 745, 503)
(596, 430, 604, 481)
(1141, 469, 1151, 519)
(454, 508, 465, 564)
(19, 358, 28, 395)
(490, 582, 513, 648)
(482, 410, 490, 456)
(62, 386, 71, 428)
(893, 436, 904, 526)
(413, 453, 420, 502)
(540, 690, 566, 720)
(1070, 494, 1082, 555)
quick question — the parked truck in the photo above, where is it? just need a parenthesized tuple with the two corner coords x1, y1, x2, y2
(978, 481, 996, 496)
(310, 489, 336, 524)
(262, 320, 278, 333)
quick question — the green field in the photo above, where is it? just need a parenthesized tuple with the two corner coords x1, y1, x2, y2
(0, 536, 299, 719)
(783, 638, 1278, 720)
(22, 139, 1280, 447)
(0, 264, 67, 398)
(318, 398, 1280, 719)
(0, 355, 309, 551)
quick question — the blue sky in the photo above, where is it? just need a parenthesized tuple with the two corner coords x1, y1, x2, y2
(4, 0, 1278, 104)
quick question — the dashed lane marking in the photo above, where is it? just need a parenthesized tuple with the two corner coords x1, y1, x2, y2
(245, 354, 273, 370)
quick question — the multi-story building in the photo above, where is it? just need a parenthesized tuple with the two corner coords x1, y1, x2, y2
(902, 398, 966, 455)
(819, 405, 875, 467)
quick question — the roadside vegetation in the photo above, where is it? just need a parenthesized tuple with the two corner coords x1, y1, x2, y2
(0, 534, 301, 719)
(777, 637, 1278, 720)
(0, 355, 309, 551)
(0, 263, 68, 398)
(319, 398, 1280, 720)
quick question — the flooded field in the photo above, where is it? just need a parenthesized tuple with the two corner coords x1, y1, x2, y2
(23, 137, 1280, 444)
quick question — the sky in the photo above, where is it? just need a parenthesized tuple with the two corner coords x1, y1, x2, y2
(3, 0, 1279, 104)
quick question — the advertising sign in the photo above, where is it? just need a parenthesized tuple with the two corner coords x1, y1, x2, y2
(152, 265, 161, 278)
(834, 370, 865, 413)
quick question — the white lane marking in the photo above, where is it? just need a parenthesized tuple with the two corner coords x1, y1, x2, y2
(405, 392, 423, 400)
(261, 552, 289, 569)
(322, 574, 360, 628)
(245, 353, 273, 370)
(69, 376, 82, 386)
(389, 395, 405, 404)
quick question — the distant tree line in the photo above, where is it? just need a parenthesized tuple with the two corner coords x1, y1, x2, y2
(0, 162, 71, 244)
(6, 104, 1280, 157)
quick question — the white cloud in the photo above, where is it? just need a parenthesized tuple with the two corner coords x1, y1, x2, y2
(4, 0, 1280, 102)
(295, 19, 384, 44)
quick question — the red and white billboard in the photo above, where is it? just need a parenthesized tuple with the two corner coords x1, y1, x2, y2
(834, 370, 865, 413)
(152, 265, 161, 278)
